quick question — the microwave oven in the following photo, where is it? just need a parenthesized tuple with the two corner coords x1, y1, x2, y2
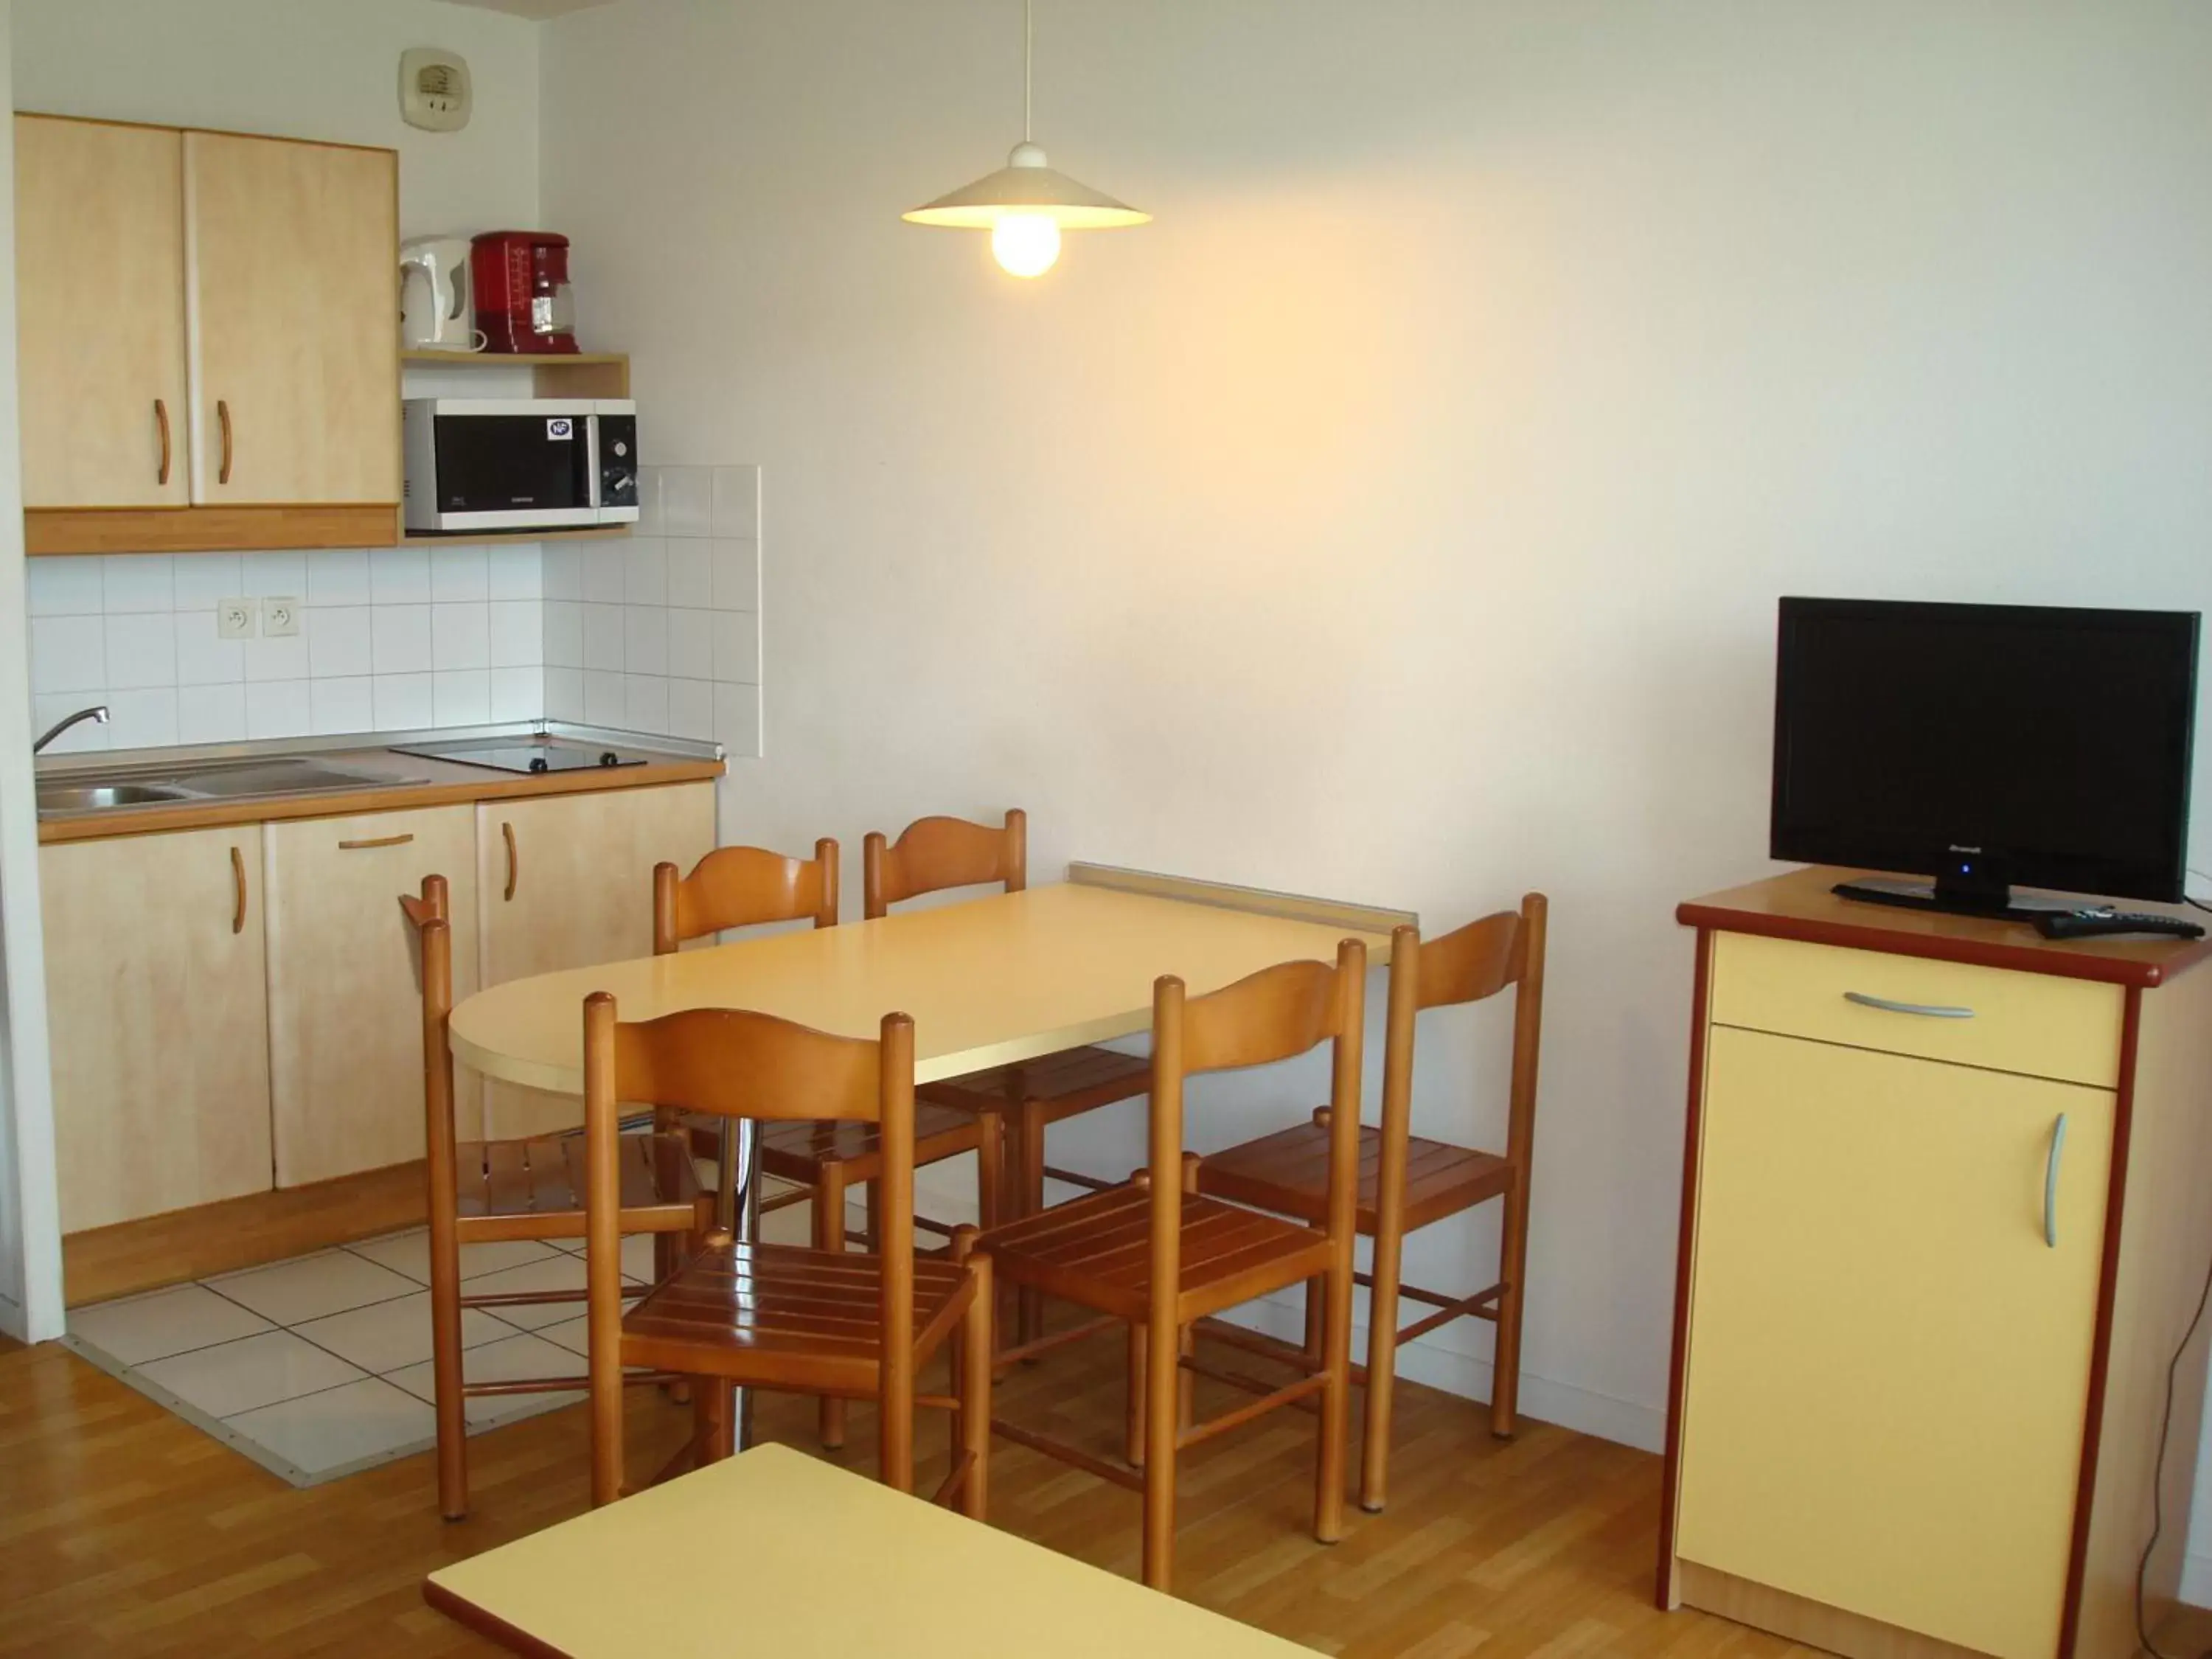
(402, 398, 639, 533)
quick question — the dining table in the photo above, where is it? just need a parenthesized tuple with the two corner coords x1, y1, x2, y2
(445, 860, 1411, 1439)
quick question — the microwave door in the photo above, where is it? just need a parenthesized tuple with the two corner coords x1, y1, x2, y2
(431, 414, 598, 531)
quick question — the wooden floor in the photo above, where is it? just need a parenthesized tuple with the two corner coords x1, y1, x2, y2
(0, 1321, 1808, 1659)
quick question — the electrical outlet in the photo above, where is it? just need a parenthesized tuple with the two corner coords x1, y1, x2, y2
(261, 597, 300, 638)
(218, 599, 255, 640)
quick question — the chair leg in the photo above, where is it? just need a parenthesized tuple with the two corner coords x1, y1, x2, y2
(953, 1227, 992, 1522)
(427, 1212, 469, 1520)
(1140, 1309, 1180, 1592)
(1017, 1100, 1047, 1348)
(863, 1179, 881, 1253)
(1361, 1224, 1408, 1512)
(1491, 1172, 1531, 1439)
(1313, 1253, 1352, 1545)
(1301, 1273, 1324, 1368)
(815, 1164, 849, 1450)
(695, 1375, 734, 1464)
(974, 1111, 1004, 1234)
(1125, 1322, 1146, 1467)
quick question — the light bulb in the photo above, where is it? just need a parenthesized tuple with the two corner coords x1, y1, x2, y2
(992, 214, 1061, 278)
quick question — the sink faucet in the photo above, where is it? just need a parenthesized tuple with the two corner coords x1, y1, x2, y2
(33, 704, 108, 754)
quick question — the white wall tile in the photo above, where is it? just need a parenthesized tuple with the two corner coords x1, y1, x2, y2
(310, 677, 375, 737)
(432, 602, 491, 671)
(582, 604, 624, 672)
(308, 607, 374, 679)
(102, 554, 174, 613)
(580, 547, 626, 605)
(372, 605, 434, 674)
(105, 613, 178, 690)
(370, 546, 432, 605)
(490, 666, 543, 722)
(709, 540, 759, 611)
(582, 669, 625, 726)
(543, 600, 583, 668)
(433, 669, 492, 726)
(634, 466, 665, 535)
(666, 609, 712, 681)
(487, 543, 543, 601)
(667, 678, 713, 741)
(372, 673, 436, 731)
(174, 613, 245, 686)
(27, 556, 104, 616)
(623, 538, 667, 606)
(622, 674, 668, 734)
(661, 467, 713, 538)
(429, 545, 489, 602)
(714, 682, 761, 757)
(105, 688, 178, 749)
(711, 611, 759, 684)
(542, 544, 582, 602)
(488, 600, 543, 668)
(240, 550, 307, 598)
(246, 681, 311, 740)
(543, 667, 584, 722)
(32, 693, 108, 752)
(172, 552, 243, 611)
(176, 684, 246, 745)
(623, 606, 667, 675)
(666, 543, 711, 609)
(245, 630, 310, 684)
(305, 549, 372, 607)
(712, 466, 759, 539)
(30, 614, 104, 694)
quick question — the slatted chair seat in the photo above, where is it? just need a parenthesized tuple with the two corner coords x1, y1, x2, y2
(1197, 1119, 1512, 1234)
(756, 1099, 990, 1184)
(920, 1045, 1152, 1124)
(454, 1132, 703, 1232)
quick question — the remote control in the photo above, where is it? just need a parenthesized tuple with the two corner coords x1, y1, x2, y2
(2032, 909, 2206, 942)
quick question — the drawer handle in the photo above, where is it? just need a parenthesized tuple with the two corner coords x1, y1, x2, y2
(2045, 1113, 2068, 1249)
(338, 832, 414, 851)
(230, 845, 246, 935)
(502, 820, 518, 901)
(1842, 991, 1975, 1020)
(217, 399, 234, 485)
(153, 398, 171, 487)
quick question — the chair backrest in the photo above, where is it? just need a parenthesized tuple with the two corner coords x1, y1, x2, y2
(580, 996, 920, 1497)
(1150, 936, 1367, 1321)
(654, 838, 839, 952)
(863, 810, 1026, 919)
(400, 874, 458, 1163)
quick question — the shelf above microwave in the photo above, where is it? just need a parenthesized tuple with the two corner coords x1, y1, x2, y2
(400, 348, 629, 400)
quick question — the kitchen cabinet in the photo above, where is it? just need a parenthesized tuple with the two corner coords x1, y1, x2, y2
(41, 827, 271, 1231)
(13, 114, 397, 554)
(476, 782, 717, 1136)
(264, 806, 479, 1188)
(13, 116, 189, 509)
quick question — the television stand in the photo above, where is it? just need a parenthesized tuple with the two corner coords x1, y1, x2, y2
(1830, 874, 2077, 922)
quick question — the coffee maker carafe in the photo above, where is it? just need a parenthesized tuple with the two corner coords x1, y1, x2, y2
(471, 231, 578, 355)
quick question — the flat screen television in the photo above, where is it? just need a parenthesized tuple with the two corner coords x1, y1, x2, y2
(1771, 597, 2200, 917)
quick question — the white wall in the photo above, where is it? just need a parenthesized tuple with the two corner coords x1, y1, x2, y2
(540, 0, 2212, 1478)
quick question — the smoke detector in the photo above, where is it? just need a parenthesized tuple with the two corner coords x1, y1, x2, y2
(400, 47, 472, 133)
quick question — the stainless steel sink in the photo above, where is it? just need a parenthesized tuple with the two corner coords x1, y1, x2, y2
(37, 782, 193, 813)
(35, 756, 426, 817)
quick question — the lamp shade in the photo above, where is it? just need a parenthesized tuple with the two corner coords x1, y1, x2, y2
(904, 142, 1150, 232)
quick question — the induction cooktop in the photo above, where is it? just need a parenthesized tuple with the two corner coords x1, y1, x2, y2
(390, 739, 645, 776)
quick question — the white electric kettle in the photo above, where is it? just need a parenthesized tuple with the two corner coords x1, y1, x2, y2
(399, 235, 483, 352)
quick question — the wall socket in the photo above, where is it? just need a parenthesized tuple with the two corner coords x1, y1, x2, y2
(261, 597, 300, 638)
(218, 599, 255, 640)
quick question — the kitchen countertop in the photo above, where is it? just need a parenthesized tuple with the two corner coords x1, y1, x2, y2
(35, 723, 724, 845)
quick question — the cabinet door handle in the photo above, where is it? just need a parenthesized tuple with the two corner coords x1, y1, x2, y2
(338, 832, 414, 851)
(153, 398, 171, 487)
(217, 399, 234, 486)
(1842, 991, 1975, 1020)
(2044, 1113, 2068, 1249)
(230, 845, 246, 934)
(502, 821, 518, 901)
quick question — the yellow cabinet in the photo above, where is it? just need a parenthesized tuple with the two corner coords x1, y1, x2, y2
(13, 116, 189, 509)
(263, 806, 479, 1187)
(475, 782, 717, 1136)
(1677, 1025, 2112, 1659)
(40, 827, 271, 1231)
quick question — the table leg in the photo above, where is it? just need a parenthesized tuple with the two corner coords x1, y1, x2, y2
(717, 1116, 764, 1450)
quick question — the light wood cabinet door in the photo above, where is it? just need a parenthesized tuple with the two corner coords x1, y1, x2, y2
(476, 783, 717, 1136)
(1676, 1024, 2114, 1659)
(14, 116, 189, 509)
(41, 828, 271, 1231)
(264, 806, 479, 1187)
(182, 131, 397, 506)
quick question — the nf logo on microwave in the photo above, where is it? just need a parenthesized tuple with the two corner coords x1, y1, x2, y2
(546, 418, 574, 440)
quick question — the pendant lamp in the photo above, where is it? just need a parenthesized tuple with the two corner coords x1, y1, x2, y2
(903, 0, 1150, 277)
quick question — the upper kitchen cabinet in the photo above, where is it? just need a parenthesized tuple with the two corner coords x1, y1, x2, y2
(14, 115, 400, 555)
(13, 116, 189, 511)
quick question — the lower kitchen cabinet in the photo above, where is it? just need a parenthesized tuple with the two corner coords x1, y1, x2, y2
(42, 825, 272, 1231)
(264, 805, 479, 1187)
(475, 781, 717, 1136)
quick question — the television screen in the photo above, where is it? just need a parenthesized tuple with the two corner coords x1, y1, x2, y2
(1771, 598, 2199, 904)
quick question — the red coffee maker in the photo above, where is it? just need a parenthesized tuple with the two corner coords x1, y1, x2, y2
(471, 231, 578, 354)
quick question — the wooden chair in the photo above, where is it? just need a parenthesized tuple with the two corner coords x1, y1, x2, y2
(973, 939, 1368, 1592)
(1196, 897, 1548, 1514)
(653, 841, 1003, 1449)
(872, 809, 1150, 1346)
(582, 995, 992, 1517)
(402, 874, 712, 1522)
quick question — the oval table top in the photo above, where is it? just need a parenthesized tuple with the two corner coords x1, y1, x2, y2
(449, 880, 1400, 1096)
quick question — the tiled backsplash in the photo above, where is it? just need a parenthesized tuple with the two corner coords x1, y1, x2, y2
(22, 463, 765, 759)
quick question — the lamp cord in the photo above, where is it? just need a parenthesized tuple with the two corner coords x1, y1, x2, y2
(2135, 1227, 2212, 1659)
(1023, 0, 1034, 142)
